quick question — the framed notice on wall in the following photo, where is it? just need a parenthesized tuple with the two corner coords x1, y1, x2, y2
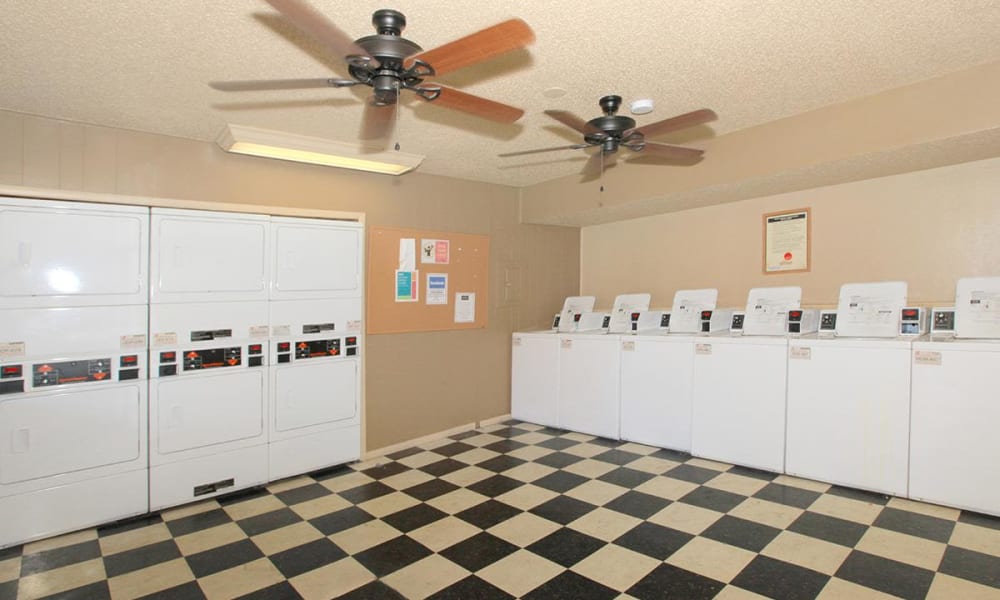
(763, 208, 810, 274)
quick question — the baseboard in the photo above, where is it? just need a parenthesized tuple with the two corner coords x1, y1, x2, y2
(363, 422, 476, 461)
(478, 414, 512, 427)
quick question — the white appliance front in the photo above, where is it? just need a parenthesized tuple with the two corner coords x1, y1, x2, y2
(268, 298, 361, 480)
(0, 305, 148, 547)
(619, 333, 696, 451)
(0, 198, 148, 309)
(910, 339, 1000, 516)
(691, 335, 788, 472)
(511, 332, 560, 428)
(150, 208, 269, 303)
(557, 334, 620, 440)
(785, 337, 911, 496)
(149, 300, 268, 509)
(270, 217, 363, 301)
(669, 289, 718, 334)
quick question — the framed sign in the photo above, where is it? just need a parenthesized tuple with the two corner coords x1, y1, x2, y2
(763, 208, 810, 274)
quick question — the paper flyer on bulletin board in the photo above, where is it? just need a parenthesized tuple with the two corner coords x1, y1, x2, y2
(426, 273, 448, 305)
(395, 270, 418, 302)
(421, 239, 450, 264)
(455, 292, 475, 323)
(763, 208, 810, 274)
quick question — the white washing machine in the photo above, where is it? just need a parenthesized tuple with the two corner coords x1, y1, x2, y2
(785, 281, 911, 496)
(690, 287, 801, 472)
(0, 198, 149, 547)
(268, 215, 364, 480)
(910, 277, 1000, 516)
(149, 208, 270, 510)
(557, 311, 618, 439)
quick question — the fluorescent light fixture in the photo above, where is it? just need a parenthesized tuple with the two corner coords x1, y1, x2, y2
(216, 124, 423, 176)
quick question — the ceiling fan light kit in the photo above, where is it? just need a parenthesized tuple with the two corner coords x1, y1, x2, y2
(216, 124, 424, 176)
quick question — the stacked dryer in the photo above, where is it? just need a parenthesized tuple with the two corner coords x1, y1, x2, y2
(0, 198, 150, 547)
(267, 216, 363, 481)
(148, 208, 271, 510)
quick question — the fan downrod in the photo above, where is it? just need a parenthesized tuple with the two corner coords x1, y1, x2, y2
(585, 95, 637, 153)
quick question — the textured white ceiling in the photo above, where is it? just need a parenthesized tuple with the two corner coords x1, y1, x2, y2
(2, 1, 999, 187)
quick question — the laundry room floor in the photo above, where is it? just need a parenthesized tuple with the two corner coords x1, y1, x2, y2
(3, 420, 1000, 600)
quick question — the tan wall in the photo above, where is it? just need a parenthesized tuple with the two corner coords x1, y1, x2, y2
(0, 109, 580, 450)
(581, 157, 1000, 309)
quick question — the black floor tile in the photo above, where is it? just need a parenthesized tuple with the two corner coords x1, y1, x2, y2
(872, 506, 955, 543)
(97, 514, 164, 537)
(268, 538, 347, 578)
(588, 437, 624, 448)
(426, 575, 514, 600)
(338, 481, 395, 505)
(727, 465, 779, 481)
(386, 446, 423, 460)
(352, 535, 432, 577)
(788, 511, 868, 548)
(939, 545, 1000, 588)
(41, 580, 111, 600)
(702, 515, 782, 552)
(534, 451, 585, 470)
(455, 499, 521, 530)
(103, 539, 181, 577)
(418, 458, 467, 477)
(732, 555, 830, 600)
(309, 506, 374, 536)
(597, 467, 655, 489)
(274, 483, 331, 506)
(450, 430, 481, 441)
(309, 464, 353, 482)
(537, 437, 579, 451)
(20, 540, 102, 577)
(138, 581, 207, 600)
(533, 470, 588, 493)
(236, 508, 302, 537)
(753, 482, 821, 509)
(536, 427, 566, 437)
(217, 486, 270, 506)
(488, 426, 530, 439)
(650, 448, 692, 462)
(592, 449, 644, 466)
(959, 510, 1000, 531)
(235, 580, 303, 599)
(402, 478, 459, 501)
(483, 439, 528, 454)
(604, 490, 670, 520)
(382, 504, 448, 533)
(430, 442, 477, 457)
(0, 546, 20, 560)
(185, 539, 264, 578)
(337, 581, 407, 599)
(627, 563, 725, 600)
(476, 455, 527, 474)
(665, 464, 720, 485)
(835, 550, 935, 600)
(360, 461, 410, 480)
(467, 474, 524, 498)
(614, 522, 692, 560)
(828, 485, 891, 505)
(165, 508, 232, 538)
(439, 532, 519, 571)
(522, 570, 618, 600)
(529, 495, 597, 525)
(526, 528, 605, 567)
(0, 581, 15, 600)
(679, 486, 746, 513)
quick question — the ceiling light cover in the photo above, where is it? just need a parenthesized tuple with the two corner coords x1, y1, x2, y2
(216, 124, 424, 176)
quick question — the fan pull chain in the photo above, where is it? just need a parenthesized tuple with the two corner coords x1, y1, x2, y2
(600, 151, 605, 192)
(394, 81, 401, 151)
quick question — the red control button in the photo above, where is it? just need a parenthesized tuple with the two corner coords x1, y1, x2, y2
(346, 337, 357, 345)
(249, 344, 262, 354)
(1, 365, 22, 378)
(37, 364, 53, 373)
(277, 342, 290, 352)
(160, 351, 176, 363)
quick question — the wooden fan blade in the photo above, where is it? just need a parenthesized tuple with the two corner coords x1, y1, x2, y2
(360, 101, 395, 140)
(498, 144, 587, 158)
(407, 19, 534, 77)
(265, 0, 370, 62)
(544, 110, 603, 136)
(625, 108, 718, 139)
(425, 86, 524, 123)
(209, 78, 340, 91)
(634, 142, 704, 161)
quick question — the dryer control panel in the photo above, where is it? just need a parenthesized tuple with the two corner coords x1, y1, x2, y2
(157, 344, 264, 376)
(1, 352, 144, 394)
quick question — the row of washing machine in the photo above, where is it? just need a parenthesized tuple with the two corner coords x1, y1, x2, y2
(512, 279, 1000, 517)
(0, 198, 363, 548)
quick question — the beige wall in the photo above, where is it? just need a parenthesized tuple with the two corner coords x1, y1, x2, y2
(0, 109, 580, 450)
(581, 157, 1000, 309)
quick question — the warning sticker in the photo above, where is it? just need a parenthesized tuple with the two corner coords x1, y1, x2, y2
(622, 340, 636, 351)
(561, 339, 572, 349)
(347, 320, 362, 332)
(272, 325, 291, 337)
(120, 334, 147, 350)
(695, 343, 712, 355)
(0, 342, 26, 359)
(914, 350, 942, 366)
(249, 325, 269, 339)
(789, 346, 812, 360)
(153, 332, 177, 347)
(512, 336, 522, 346)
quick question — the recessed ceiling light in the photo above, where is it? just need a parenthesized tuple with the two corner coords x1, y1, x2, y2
(543, 87, 567, 99)
(630, 99, 654, 115)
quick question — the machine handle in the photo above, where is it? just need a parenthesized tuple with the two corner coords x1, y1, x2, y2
(12, 428, 30, 453)
(17, 242, 31, 267)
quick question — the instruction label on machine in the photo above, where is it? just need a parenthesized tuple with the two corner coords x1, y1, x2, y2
(561, 339, 572, 349)
(914, 350, 942, 366)
(621, 340, 635, 351)
(249, 326, 269, 339)
(695, 343, 712, 355)
(120, 334, 147, 350)
(153, 332, 177, 347)
(789, 346, 812, 360)
(0, 342, 25, 359)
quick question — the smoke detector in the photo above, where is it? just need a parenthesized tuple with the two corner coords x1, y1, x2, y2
(629, 99, 654, 115)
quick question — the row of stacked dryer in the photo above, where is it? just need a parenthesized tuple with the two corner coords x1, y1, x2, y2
(0, 198, 363, 547)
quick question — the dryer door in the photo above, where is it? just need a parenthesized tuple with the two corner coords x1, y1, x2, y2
(273, 359, 358, 436)
(270, 217, 362, 300)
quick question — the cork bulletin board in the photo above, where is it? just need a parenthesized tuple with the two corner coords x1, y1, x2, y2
(367, 226, 489, 334)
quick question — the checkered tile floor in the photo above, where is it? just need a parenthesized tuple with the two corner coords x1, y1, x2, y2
(3, 421, 1000, 600)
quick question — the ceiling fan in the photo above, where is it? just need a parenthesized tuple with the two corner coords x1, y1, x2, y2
(499, 95, 717, 182)
(211, 0, 534, 140)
